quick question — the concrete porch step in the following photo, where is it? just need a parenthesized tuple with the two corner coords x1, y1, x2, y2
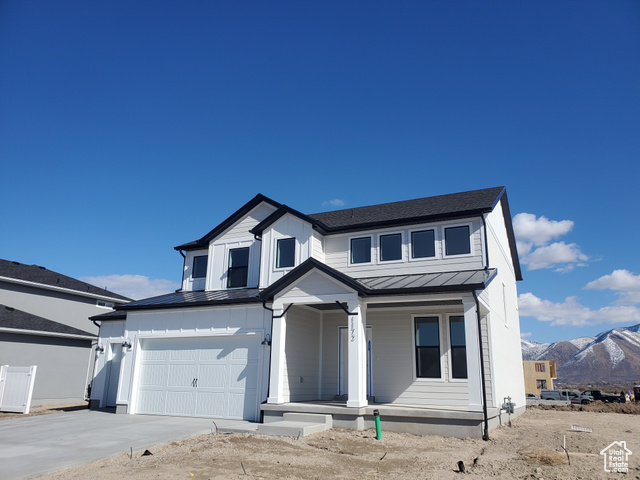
(257, 413, 332, 437)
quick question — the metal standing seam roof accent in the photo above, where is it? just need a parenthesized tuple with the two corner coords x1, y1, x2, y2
(0, 304, 95, 337)
(117, 288, 262, 311)
(356, 269, 497, 293)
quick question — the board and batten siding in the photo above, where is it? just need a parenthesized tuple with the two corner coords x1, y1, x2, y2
(117, 305, 271, 411)
(259, 214, 314, 288)
(206, 203, 278, 290)
(322, 218, 484, 278)
(320, 308, 470, 407)
(281, 306, 322, 402)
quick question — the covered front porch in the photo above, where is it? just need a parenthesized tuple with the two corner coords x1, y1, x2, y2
(260, 260, 497, 437)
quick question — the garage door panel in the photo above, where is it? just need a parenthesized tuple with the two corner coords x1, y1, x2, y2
(195, 392, 227, 417)
(167, 364, 197, 387)
(228, 392, 256, 419)
(198, 364, 227, 388)
(166, 391, 195, 415)
(138, 364, 168, 387)
(229, 364, 258, 388)
(137, 390, 165, 414)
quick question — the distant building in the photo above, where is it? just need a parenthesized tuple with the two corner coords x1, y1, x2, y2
(0, 259, 130, 406)
(523, 360, 556, 395)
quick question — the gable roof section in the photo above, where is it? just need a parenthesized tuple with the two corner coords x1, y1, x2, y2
(0, 259, 131, 302)
(174, 194, 282, 251)
(261, 258, 367, 301)
(308, 186, 506, 232)
(250, 205, 319, 236)
(0, 304, 95, 338)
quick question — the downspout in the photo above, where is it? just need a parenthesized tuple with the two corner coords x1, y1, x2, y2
(481, 214, 489, 270)
(473, 290, 490, 441)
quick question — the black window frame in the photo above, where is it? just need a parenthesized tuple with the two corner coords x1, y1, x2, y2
(192, 255, 208, 279)
(414, 316, 441, 379)
(350, 236, 372, 264)
(411, 229, 436, 259)
(276, 237, 296, 269)
(379, 233, 403, 262)
(449, 315, 467, 379)
(227, 247, 250, 288)
(444, 225, 471, 256)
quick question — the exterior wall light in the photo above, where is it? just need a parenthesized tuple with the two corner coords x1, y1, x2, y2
(261, 334, 271, 346)
(122, 338, 132, 349)
(96, 343, 105, 353)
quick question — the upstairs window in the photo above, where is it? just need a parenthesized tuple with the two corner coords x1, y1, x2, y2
(449, 316, 467, 379)
(227, 247, 250, 288)
(411, 229, 435, 259)
(276, 238, 295, 268)
(415, 317, 441, 378)
(444, 225, 471, 256)
(193, 255, 208, 279)
(350, 236, 371, 264)
(379, 233, 402, 262)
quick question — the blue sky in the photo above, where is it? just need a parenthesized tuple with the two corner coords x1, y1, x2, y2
(1, 1, 638, 343)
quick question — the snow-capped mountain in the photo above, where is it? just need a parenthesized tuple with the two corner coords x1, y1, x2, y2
(522, 324, 640, 384)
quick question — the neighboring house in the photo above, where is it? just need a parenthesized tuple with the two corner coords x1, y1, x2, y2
(523, 360, 556, 396)
(90, 186, 524, 438)
(0, 259, 130, 406)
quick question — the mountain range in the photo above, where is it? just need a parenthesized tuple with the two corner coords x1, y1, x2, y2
(521, 324, 640, 385)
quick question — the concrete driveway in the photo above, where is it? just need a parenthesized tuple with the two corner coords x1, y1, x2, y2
(0, 409, 255, 479)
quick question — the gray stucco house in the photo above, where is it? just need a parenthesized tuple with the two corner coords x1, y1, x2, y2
(0, 259, 130, 406)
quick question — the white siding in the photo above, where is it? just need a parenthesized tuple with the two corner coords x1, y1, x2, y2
(323, 218, 484, 278)
(205, 202, 278, 291)
(182, 249, 208, 292)
(282, 306, 321, 401)
(311, 230, 325, 263)
(320, 307, 470, 407)
(259, 213, 314, 288)
(117, 305, 271, 412)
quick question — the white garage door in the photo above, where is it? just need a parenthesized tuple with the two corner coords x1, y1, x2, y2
(135, 336, 260, 421)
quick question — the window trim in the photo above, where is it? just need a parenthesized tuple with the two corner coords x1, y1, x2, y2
(377, 231, 404, 264)
(408, 227, 438, 262)
(442, 222, 474, 258)
(275, 237, 296, 270)
(412, 314, 445, 382)
(348, 235, 373, 266)
(446, 314, 468, 382)
(226, 246, 251, 289)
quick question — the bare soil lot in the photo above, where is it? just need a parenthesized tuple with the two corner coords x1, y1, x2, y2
(36, 405, 639, 480)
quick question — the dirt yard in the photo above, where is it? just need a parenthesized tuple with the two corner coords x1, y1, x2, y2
(33, 405, 639, 480)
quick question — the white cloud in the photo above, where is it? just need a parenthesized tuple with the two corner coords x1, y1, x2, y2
(520, 241, 589, 271)
(520, 331, 532, 339)
(322, 199, 345, 208)
(585, 269, 640, 305)
(81, 274, 180, 301)
(514, 212, 588, 272)
(513, 213, 574, 246)
(518, 292, 640, 327)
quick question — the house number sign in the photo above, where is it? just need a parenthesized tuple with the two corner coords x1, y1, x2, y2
(350, 316, 355, 342)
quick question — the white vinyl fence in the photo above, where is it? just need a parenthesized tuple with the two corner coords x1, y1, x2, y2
(0, 365, 37, 414)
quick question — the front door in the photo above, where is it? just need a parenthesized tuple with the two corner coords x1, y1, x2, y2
(338, 326, 372, 398)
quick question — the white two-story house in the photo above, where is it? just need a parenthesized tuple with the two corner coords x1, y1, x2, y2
(90, 186, 525, 438)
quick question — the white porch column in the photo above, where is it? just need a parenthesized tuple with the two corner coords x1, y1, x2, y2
(346, 300, 368, 408)
(463, 295, 483, 412)
(267, 306, 287, 404)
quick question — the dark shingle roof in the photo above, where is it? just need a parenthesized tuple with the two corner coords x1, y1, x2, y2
(0, 259, 131, 302)
(0, 304, 95, 337)
(308, 187, 506, 232)
(118, 288, 262, 311)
